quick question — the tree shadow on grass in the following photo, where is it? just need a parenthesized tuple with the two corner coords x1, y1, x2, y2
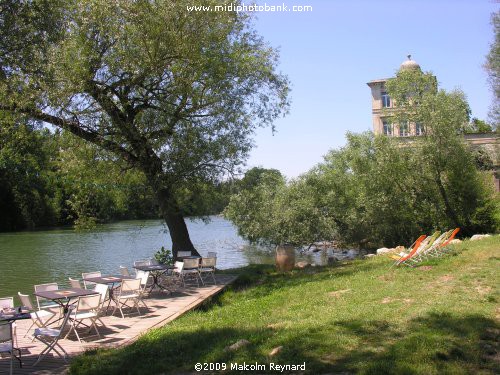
(70, 311, 498, 375)
(324, 312, 499, 374)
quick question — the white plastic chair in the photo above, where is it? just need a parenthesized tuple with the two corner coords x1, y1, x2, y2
(69, 277, 82, 289)
(112, 278, 143, 319)
(65, 294, 102, 344)
(0, 322, 22, 374)
(33, 309, 72, 366)
(82, 271, 102, 290)
(17, 292, 56, 339)
(199, 257, 217, 285)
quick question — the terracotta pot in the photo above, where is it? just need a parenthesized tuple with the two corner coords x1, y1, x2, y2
(275, 245, 295, 272)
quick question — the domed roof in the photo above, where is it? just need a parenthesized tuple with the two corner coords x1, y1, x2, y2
(400, 55, 421, 71)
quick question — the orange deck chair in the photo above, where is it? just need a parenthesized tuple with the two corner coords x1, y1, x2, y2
(389, 234, 427, 267)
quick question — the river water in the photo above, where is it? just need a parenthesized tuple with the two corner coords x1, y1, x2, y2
(0, 216, 328, 299)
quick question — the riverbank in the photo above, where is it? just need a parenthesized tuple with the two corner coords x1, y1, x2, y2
(70, 235, 499, 374)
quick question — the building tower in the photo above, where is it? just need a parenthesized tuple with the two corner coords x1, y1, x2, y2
(367, 55, 425, 137)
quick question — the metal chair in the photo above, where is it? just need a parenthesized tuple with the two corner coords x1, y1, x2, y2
(0, 297, 18, 347)
(199, 257, 217, 285)
(119, 266, 130, 277)
(112, 279, 143, 319)
(0, 322, 22, 374)
(69, 277, 82, 289)
(34, 283, 60, 312)
(178, 258, 203, 286)
(33, 309, 72, 366)
(81, 271, 102, 290)
(17, 292, 56, 339)
(65, 294, 102, 344)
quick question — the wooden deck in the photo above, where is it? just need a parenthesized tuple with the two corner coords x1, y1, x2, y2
(0, 275, 237, 374)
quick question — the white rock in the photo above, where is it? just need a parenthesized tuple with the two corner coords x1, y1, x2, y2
(376, 247, 393, 255)
(364, 254, 376, 258)
(225, 339, 250, 352)
(449, 239, 462, 244)
(470, 234, 491, 241)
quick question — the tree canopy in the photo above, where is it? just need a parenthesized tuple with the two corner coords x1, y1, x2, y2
(0, 0, 290, 255)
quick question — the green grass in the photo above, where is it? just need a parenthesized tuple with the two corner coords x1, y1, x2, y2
(70, 237, 500, 374)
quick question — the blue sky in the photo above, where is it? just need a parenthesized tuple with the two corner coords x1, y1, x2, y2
(245, 0, 498, 178)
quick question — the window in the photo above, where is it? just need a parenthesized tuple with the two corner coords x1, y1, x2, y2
(383, 120, 393, 136)
(381, 92, 391, 108)
(415, 122, 424, 135)
(399, 121, 409, 137)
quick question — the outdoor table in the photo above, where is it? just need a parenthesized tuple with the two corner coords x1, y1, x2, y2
(133, 264, 174, 293)
(82, 275, 135, 311)
(0, 309, 31, 323)
(33, 288, 99, 318)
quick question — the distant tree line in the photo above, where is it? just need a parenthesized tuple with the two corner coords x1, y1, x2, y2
(0, 119, 233, 231)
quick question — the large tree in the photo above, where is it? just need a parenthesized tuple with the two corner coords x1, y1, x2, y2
(0, 0, 289, 256)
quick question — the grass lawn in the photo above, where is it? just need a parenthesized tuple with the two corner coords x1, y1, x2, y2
(70, 236, 499, 374)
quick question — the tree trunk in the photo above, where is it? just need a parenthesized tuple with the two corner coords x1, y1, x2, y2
(153, 184, 200, 259)
(434, 172, 461, 228)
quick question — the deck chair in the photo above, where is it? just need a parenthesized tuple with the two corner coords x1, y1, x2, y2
(434, 228, 460, 256)
(409, 230, 450, 263)
(402, 231, 441, 266)
(418, 229, 453, 259)
(389, 235, 427, 266)
(0, 322, 22, 374)
(65, 294, 102, 344)
(112, 278, 142, 319)
(18, 292, 56, 339)
(33, 309, 72, 366)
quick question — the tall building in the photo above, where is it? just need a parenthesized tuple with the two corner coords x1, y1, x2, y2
(367, 55, 427, 137)
(367, 56, 499, 191)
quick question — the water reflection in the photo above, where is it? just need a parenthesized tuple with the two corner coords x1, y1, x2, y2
(0, 216, 332, 300)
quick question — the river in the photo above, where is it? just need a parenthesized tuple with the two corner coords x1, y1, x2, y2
(0, 216, 328, 299)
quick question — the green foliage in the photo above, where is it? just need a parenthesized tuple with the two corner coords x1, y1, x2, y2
(226, 126, 499, 247)
(154, 246, 173, 266)
(463, 118, 494, 134)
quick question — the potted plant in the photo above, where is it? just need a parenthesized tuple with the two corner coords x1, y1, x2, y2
(154, 246, 173, 265)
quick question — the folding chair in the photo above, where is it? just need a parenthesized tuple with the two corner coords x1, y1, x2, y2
(180, 258, 203, 286)
(0, 322, 22, 374)
(69, 277, 82, 289)
(34, 283, 60, 312)
(119, 266, 131, 277)
(65, 294, 102, 344)
(33, 309, 72, 366)
(17, 292, 56, 339)
(82, 271, 102, 290)
(199, 257, 217, 285)
(0, 297, 17, 347)
(112, 278, 142, 319)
